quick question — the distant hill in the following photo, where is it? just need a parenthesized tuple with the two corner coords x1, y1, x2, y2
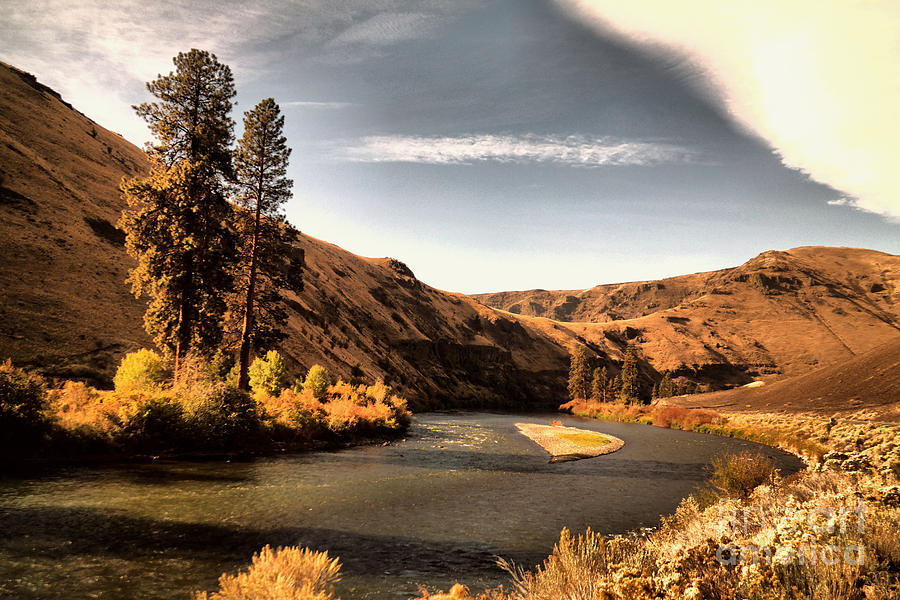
(666, 336, 900, 420)
(475, 247, 900, 383)
(1, 60, 897, 413)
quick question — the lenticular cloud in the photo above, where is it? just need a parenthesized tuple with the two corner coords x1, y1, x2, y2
(556, 0, 900, 220)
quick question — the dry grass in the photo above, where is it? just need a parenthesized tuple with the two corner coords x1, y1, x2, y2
(555, 431, 611, 447)
(702, 450, 777, 503)
(515, 423, 624, 460)
(194, 545, 341, 600)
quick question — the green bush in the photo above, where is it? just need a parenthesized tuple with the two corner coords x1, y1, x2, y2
(248, 351, 288, 396)
(207, 349, 237, 383)
(183, 384, 260, 449)
(113, 349, 167, 392)
(109, 393, 185, 453)
(0, 360, 52, 453)
(303, 365, 330, 401)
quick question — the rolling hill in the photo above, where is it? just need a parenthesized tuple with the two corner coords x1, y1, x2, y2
(475, 247, 900, 383)
(667, 336, 900, 420)
(1, 60, 898, 412)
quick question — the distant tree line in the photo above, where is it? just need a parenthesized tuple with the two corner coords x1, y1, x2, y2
(567, 341, 706, 404)
(119, 49, 303, 390)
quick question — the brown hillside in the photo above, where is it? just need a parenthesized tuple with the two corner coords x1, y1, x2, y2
(0, 62, 568, 408)
(475, 247, 900, 383)
(667, 336, 900, 421)
(0, 62, 151, 380)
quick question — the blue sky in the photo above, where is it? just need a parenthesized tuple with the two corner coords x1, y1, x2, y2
(2, 0, 898, 293)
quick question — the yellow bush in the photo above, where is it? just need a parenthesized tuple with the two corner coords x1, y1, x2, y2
(51, 381, 116, 431)
(113, 349, 167, 392)
(195, 545, 341, 600)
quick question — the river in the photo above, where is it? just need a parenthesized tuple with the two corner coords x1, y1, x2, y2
(0, 412, 804, 599)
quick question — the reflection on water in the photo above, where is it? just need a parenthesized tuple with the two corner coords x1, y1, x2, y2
(0, 412, 804, 599)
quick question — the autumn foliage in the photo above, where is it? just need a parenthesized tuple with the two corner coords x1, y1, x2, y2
(0, 354, 409, 461)
(195, 545, 341, 600)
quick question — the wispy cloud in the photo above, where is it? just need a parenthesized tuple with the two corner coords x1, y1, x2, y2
(0, 0, 480, 142)
(556, 0, 900, 220)
(327, 12, 444, 47)
(284, 101, 357, 110)
(330, 134, 698, 166)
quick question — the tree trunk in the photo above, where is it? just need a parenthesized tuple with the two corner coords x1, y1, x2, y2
(175, 253, 195, 376)
(237, 197, 263, 390)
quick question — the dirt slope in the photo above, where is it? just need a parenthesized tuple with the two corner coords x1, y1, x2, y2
(0, 62, 151, 380)
(667, 336, 900, 420)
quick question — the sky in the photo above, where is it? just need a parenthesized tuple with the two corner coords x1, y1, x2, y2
(2, 0, 899, 293)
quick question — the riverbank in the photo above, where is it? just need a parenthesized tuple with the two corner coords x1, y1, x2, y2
(561, 398, 828, 465)
(515, 422, 624, 462)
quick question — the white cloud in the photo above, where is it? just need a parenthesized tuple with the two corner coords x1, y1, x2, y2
(327, 12, 443, 47)
(0, 0, 479, 143)
(826, 197, 859, 208)
(330, 134, 697, 166)
(555, 0, 900, 220)
(283, 101, 357, 110)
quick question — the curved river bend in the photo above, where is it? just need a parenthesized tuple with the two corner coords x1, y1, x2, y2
(0, 412, 803, 599)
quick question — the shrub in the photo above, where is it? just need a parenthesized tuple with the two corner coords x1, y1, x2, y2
(703, 450, 777, 503)
(249, 351, 289, 396)
(174, 352, 229, 391)
(113, 349, 167, 392)
(207, 349, 237, 383)
(194, 544, 341, 600)
(503, 527, 654, 600)
(182, 384, 260, 449)
(109, 393, 185, 453)
(0, 359, 51, 453)
(52, 380, 107, 430)
(303, 365, 330, 401)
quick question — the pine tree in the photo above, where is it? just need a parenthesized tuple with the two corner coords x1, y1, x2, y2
(230, 98, 303, 391)
(120, 49, 237, 371)
(591, 366, 608, 402)
(617, 341, 640, 404)
(659, 371, 674, 398)
(606, 370, 618, 403)
(567, 346, 592, 401)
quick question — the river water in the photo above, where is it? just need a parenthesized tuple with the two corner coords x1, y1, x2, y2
(0, 412, 804, 599)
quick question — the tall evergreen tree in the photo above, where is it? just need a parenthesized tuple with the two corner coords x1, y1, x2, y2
(591, 366, 609, 402)
(567, 346, 592, 401)
(230, 98, 302, 391)
(120, 49, 237, 371)
(658, 371, 674, 398)
(617, 341, 641, 404)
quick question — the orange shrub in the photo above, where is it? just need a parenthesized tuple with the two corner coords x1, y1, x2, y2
(259, 378, 410, 441)
(51, 382, 122, 434)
